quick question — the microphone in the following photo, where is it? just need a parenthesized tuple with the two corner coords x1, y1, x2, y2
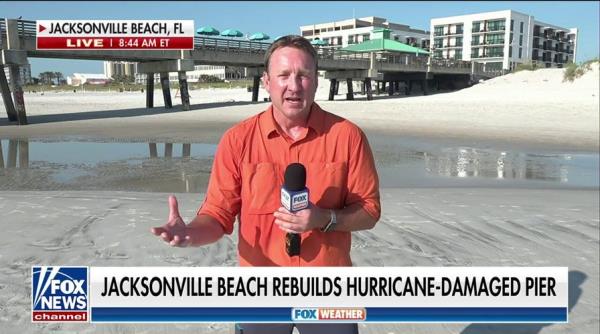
(281, 163, 309, 212)
(281, 163, 309, 256)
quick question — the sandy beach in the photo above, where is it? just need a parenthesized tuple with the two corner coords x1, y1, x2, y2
(1, 64, 598, 151)
(1, 65, 599, 333)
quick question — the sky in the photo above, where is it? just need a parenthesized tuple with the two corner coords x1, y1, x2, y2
(1, 1, 598, 77)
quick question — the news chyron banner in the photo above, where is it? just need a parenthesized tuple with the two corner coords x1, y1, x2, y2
(32, 266, 568, 323)
(36, 20, 194, 50)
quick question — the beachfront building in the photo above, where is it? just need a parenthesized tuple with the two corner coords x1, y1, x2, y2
(3, 64, 33, 85)
(300, 16, 430, 50)
(134, 65, 247, 84)
(67, 73, 111, 86)
(430, 10, 578, 72)
(103, 61, 137, 80)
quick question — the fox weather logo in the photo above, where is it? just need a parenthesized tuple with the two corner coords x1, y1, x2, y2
(31, 266, 89, 322)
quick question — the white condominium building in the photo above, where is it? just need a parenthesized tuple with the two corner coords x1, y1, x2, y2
(300, 16, 430, 49)
(430, 10, 577, 71)
(104, 61, 138, 79)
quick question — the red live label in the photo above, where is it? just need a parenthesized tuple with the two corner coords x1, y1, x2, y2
(36, 37, 193, 49)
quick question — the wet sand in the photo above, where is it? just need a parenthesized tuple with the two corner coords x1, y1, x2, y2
(0, 189, 597, 333)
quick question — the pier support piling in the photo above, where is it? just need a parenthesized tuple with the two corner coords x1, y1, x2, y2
(182, 143, 191, 158)
(251, 75, 260, 102)
(365, 78, 373, 101)
(7, 140, 17, 168)
(328, 79, 337, 101)
(346, 78, 354, 100)
(18, 139, 28, 168)
(149, 143, 158, 158)
(178, 71, 190, 110)
(160, 72, 172, 109)
(9, 66, 27, 124)
(146, 73, 154, 108)
(0, 67, 17, 121)
(164, 143, 173, 158)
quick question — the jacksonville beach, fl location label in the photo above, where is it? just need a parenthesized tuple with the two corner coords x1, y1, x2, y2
(36, 20, 194, 50)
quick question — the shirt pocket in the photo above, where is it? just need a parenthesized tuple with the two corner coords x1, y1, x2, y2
(241, 162, 281, 214)
(306, 162, 348, 209)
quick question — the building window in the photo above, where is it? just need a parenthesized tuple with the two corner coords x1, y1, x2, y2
(348, 35, 354, 44)
(472, 22, 481, 32)
(487, 20, 505, 32)
(455, 36, 463, 47)
(519, 48, 522, 58)
(488, 46, 504, 57)
(471, 48, 479, 58)
(434, 37, 443, 48)
(455, 49, 463, 59)
(456, 24, 463, 34)
(519, 35, 523, 46)
(362, 34, 370, 42)
(434, 50, 443, 58)
(471, 35, 480, 46)
(510, 20, 514, 31)
(509, 46, 512, 57)
(520, 22, 524, 33)
(434, 26, 444, 36)
(485, 33, 504, 45)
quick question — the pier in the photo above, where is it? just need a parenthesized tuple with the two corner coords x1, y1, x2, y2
(1, 18, 500, 125)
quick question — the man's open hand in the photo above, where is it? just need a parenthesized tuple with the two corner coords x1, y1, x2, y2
(150, 195, 192, 247)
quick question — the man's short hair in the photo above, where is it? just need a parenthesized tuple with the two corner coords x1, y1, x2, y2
(264, 35, 318, 74)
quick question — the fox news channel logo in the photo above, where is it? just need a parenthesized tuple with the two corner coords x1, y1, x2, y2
(292, 308, 366, 322)
(32, 266, 89, 322)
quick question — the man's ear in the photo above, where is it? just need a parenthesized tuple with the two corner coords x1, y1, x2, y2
(261, 71, 270, 94)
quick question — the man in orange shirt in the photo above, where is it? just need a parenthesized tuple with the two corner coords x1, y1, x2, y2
(151, 35, 380, 333)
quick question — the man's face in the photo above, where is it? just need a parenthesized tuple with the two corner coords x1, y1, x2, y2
(263, 46, 318, 121)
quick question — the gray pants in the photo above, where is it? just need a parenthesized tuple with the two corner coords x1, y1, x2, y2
(235, 323, 358, 334)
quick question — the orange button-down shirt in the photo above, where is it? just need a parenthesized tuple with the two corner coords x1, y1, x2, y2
(198, 103, 380, 266)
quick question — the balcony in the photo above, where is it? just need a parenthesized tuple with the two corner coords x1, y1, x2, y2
(487, 26, 506, 32)
(485, 40, 505, 46)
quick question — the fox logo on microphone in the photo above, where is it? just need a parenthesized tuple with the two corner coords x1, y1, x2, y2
(31, 266, 89, 322)
(281, 188, 309, 212)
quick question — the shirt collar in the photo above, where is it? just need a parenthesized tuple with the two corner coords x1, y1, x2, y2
(260, 103, 326, 140)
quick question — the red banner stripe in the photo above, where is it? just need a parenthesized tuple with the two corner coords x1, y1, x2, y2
(36, 37, 193, 50)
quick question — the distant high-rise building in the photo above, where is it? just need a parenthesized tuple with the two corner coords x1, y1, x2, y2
(103, 61, 138, 79)
(430, 10, 578, 72)
(300, 16, 430, 50)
